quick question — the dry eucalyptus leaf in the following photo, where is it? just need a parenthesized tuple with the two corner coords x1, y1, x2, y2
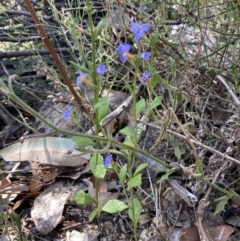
(207, 225, 234, 241)
(0, 234, 18, 241)
(181, 226, 200, 241)
(59, 163, 90, 179)
(31, 188, 70, 234)
(1, 181, 29, 201)
(66, 230, 97, 241)
(0, 137, 92, 166)
(29, 177, 42, 193)
(0, 177, 11, 190)
(88, 178, 119, 204)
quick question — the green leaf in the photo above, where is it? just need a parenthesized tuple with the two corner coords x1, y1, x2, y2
(69, 62, 91, 74)
(214, 196, 229, 215)
(125, 80, 133, 93)
(214, 191, 233, 215)
(119, 164, 127, 185)
(158, 74, 177, 90)
(123, 136, 134, 147)
(150, 31, 158, 47)
(72, 136, 95, 147)
(134, 163, 148, 176)
(176, 92, 182, 103)
(73, 191, 95, 205)
(196, 160, 203, 175)
(127, 173, 142, 188)
(120, 126, 138, 138)
(134, 56, 141, 68)
(128, 198, 142, 226)
(136, 99, 145, 115)
(96, 18, 107, 35)
(94, 96, 110, 121)
(174, 146, 181, 160)
(151, 72, 160, 88)
(157, 169, 176, 183)
(89, 207, 98, 222)
(123, 136, 134, 155)
(90, 154, 103, 176)
(95, 164, 106, 179)
(102, 200, 128, 214)
(150, 96, 163, 110)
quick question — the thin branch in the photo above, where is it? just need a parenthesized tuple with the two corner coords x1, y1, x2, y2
(0, 47, 79, 59)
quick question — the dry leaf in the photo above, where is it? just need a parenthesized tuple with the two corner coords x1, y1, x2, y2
(31, 188, 70, 234)
(90, 176, 107, 193)
(12, 193, 36, 211)
(0, 137, 92, 166)
(88, 178, 119, 204)
(181, 226, 200, 241)
(59, 164, 90, 179)
(41, 170, 58, 183)
(66, 230, 97, 241)
(207, 225, 234, 241)
(1, 181, 29, 201)
(0, 177, 11, 190)
(29, 177, 42, 193)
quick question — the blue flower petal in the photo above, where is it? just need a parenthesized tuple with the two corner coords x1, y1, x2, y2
(115, 43, 132, 63)
(141, 71, 151, 82)
(63, 107, 72, 120)
(96, 64, 106, 76)
(104, 154, 112, 168)
(140, 52, 151, 61)
(76, 70, 88, 87)
(130, 22, 149, 43)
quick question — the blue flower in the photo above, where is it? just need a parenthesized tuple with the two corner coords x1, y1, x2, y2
(104, 154, 112, 168)
(140, 52, 151, 61)
(115, 43, 132, 63)
(130, 22, 149, 42)
(96, 64, 106, 76)
(76, 70, 88, 87)
(141, 71, 151, 82)
(63, 107, 72, 120)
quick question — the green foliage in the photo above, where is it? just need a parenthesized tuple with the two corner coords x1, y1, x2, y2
(102, 200, 128, 213)
(127, 173, 142, 188)
(174, 146, 181, 160)
(94, 96, 110, 121)
(128, 198, 142, 227)
(136, 99, 146, 114)
(157, 169, 176, 183)
(134, 163, 148, 176)
(90, 154, 106, 178)
(214, 191, 233, 215)
(149, 96, 163, 110)
(72, 136, 95, 146)
(73, 191, 95, 205)
(119, 164, 127, 185)
(120, 126, 139, 138)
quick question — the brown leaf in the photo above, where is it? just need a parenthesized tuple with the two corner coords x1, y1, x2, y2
(1, 182, 29, 201)
(41, 170, 58, 183)
(12, 193, 37, 211)
(0, 177, 11, 190)
(181, 226, 200, 241)
(59, 164, 90, 179)
(208, 225, 234, 241)
(30, 177, 43, 193)
(88, 178, 119, 204)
